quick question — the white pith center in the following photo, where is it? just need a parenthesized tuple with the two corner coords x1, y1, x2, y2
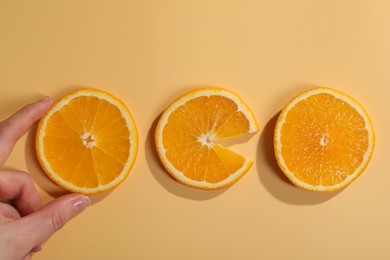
(319, 133, 329, 146)
(81, 132, 95, 148)
(198, 133, 214, 148)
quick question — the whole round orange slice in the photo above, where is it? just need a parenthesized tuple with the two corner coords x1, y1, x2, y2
(36, 88, 138, 194)
(155, 87, 259, 190)
(274, 87, 375, 192)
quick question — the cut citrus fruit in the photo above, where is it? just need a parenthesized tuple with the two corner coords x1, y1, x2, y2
(36, 88, 138, 194)
(155, 87, 259, 190)
(274, 87, 375, 192)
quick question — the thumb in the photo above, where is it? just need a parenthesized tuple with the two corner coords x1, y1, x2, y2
(16, 194, 90, 249)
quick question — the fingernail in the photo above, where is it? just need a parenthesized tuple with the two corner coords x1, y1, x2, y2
(73, 195, 90, 213)
(32, 244, 43, 253)
(41, 96, 52, 102)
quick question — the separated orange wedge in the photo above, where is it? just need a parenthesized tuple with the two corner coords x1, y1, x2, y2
(274, 87, 375, 192)
(36, 88, 138, 194)
(155, 88, 259, 190)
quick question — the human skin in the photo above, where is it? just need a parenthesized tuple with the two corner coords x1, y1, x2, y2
(0, 97, 90, 260)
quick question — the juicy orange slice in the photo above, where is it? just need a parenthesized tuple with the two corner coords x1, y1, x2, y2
(274, 87, 375, 192)
(155, 87, 259, 190)
(36, 88, 138, 194)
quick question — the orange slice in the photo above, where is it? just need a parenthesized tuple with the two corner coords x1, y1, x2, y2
(155, 87, 259, 190)
(36, 88, 138, 194)
(274, 87, 375, 192)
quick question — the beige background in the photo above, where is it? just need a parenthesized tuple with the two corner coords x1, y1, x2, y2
(1, 0, 389, 259)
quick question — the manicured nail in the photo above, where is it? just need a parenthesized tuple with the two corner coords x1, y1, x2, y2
(73, 196, 90, 213)
(32, 244, 43, 253)
(41, 96, 52, 102)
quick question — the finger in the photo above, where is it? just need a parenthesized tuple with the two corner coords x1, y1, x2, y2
(21, 253, 32, 260)
(0, 96, 53, 165)
(16, 194, 90, 250)
(0, 202, 21, 220)
(0, 171, 42, 216)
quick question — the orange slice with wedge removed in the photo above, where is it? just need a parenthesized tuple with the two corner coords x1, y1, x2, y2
(155, 87, 259, 190)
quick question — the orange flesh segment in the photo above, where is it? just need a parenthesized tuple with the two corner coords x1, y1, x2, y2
(280, 93, 369, 186)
